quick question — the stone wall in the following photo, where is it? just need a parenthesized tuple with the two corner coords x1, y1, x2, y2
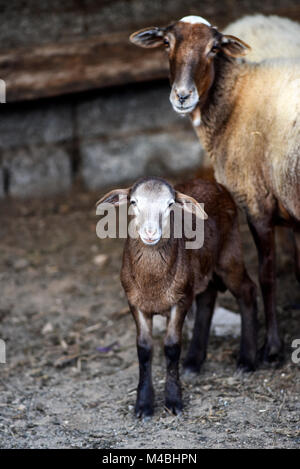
(0, 81, 202, 197)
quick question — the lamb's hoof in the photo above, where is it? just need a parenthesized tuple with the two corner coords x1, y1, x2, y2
(135, 402, 154, 419)
(182, 357, 203, 375)
(165, 398, 183, 416)
(237, 357, 257, 373)
(259, 340, 284, 364)
(237, 350, 257, 372)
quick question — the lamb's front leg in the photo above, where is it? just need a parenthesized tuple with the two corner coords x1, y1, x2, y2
(164, 305, 186, 415)
(130, 305, 154, 418)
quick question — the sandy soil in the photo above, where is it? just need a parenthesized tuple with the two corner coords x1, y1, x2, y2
(0, 186, 299, 449)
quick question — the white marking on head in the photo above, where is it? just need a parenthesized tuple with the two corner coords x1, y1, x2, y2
(179, 16, 211, 27)
(130, 179, 175, 245)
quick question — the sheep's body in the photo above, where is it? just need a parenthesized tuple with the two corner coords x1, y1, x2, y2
(223, 15, 300, 62)
(121, 179, 238, 314)
(196, 14, 300, 168)
(190, 25, 300, 361)
(200, 56, 300, 221)
(217, 15, 300, 221)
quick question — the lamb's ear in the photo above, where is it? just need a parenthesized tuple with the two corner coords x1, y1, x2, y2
(220, 34, 251, 57)
(175, 191, 208, 220)
(96, 188, 130, 208)
(130, 27, 165, 48)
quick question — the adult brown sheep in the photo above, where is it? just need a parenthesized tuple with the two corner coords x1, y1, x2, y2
(130, 15, 300, 362)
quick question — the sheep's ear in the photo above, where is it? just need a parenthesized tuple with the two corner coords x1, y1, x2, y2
(175, 191, 208, 220)
(130, 27, 165, 48)
(96, 188, 130, 207)
(220, 34, 251, 57)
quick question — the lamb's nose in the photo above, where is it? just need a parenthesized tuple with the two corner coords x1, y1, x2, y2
(145, 227, 157, 238)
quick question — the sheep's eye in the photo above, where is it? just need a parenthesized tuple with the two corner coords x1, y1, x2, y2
(211, 45, 218, 54)
(163, 38, 170, 47)
(130, 200, 136, 206)
(168, 201, 174, 208)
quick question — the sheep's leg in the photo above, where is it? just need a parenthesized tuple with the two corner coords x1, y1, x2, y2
(235, 272, 258, 371)
(216, 216, 258, 370)
(164, 305, 186, 415)
(293, 227, 300, 283)
(183, 283, 217, 373)
(219, 264, 258, 371)
(131, 306, 154, 418)
(247, 218, 283, 362)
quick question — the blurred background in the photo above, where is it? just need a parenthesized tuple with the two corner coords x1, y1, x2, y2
(1, 0, 300, 198)
(0, 1, 299, 449)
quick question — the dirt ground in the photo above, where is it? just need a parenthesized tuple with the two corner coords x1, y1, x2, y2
(0, 184, 299, 449)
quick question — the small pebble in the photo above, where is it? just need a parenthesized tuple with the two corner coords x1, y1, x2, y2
(13, 259, 29, 271)
(42, 322, 54, 335)
(93, 254, 109, 267)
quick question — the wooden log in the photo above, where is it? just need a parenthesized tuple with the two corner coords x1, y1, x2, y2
(0, 32, 168, 102)
(1, 5, 299, 103)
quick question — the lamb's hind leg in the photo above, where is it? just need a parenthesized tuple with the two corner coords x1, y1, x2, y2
(183, 282, 217, 373)
(218, 261, 258, 370)
(164, 305, 187, 415)
(231, 271, 258, 371)
(217, 220, 258, 371)
(247, 217, 283, 362)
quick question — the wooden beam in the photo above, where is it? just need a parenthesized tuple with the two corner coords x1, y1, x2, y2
(1, 5, 299, 103)
(0, 32, 169, 102)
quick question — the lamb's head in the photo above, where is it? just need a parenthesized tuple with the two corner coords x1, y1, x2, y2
(130, 15, 250, 115)
(97, 177, 207, 246)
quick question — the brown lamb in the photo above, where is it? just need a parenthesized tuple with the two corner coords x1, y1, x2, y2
(97, 176, 257, 417)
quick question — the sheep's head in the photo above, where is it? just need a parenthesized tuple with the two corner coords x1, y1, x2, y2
(97, 177, 207, 246)
(130, 15, 250, 115)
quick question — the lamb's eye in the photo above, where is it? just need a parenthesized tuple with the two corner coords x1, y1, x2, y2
(164, 38, 170, 47)
(168, 201, 174, 208)
(130, 200, 136, 206)
(211, 45, 218, 54)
